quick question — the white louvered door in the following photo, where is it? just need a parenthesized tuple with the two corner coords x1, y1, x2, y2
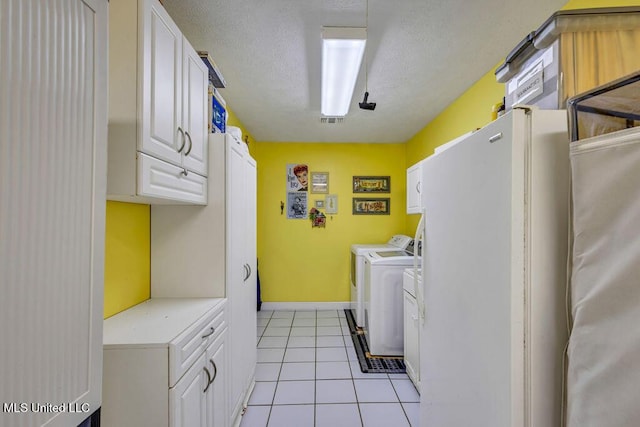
(0, 1, 108, 426)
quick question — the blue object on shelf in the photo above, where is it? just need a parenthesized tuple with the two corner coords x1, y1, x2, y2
(212, 96, 226, 133)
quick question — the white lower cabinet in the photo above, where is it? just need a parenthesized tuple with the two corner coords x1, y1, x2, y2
(102, 298, 227, 427)
(403, 269, 421, 393)
(206, 333, 228, 427)
(171, 353, 208, 427)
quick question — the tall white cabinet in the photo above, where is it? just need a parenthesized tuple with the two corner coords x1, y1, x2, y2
(226, 136, 258, 422)
(0, 1, 108, 426)
(108, 0, 209, 205)
(152, 133, 258, 426)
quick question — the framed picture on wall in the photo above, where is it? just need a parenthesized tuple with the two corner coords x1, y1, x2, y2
(352, 197, 390, 215)
(311, 172, 329, 193)
(353, 176, 390, 193)
(325, 194, 338, 214)
(315, 200, 325, 209)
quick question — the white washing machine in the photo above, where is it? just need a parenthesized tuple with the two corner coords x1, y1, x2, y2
(363, 250, 416, 356)
(350, 235, 413, 327)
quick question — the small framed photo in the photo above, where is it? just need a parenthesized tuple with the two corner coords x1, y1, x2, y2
(311, 172, 329, 194)
(325, 194, 338, 214)
(352, 197, 390, 215)
(315, 200, 325, 209)
(353, 176, 390, 193)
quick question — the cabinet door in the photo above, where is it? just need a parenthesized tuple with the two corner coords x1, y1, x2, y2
(206, 330, 228, 427)
(403, 291, 420, 391)
(244, 155, 258, 374)
(182, 40, 209, 176)
(0, 1, 107, 426)
(138, 152, 207, 205)
(406, 160, 423, 214)
(141, 0, 183, 166)
(171, 353, 207, 427)
(226, 137, 247, 417)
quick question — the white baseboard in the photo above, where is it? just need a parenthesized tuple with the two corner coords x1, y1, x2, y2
(259, 301, 352, 311)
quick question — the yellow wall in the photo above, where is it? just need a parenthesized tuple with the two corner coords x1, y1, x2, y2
(253, 142, 407, 302)
(562, 0, 640, 9)
(103, 201, 150, 318)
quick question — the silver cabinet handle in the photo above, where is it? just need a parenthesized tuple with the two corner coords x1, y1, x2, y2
(201, 327, 215, 339)
(416, 181, 421, 194)
(203, 366, 212, 393)
(243, 264, 249, 281)
(177, 127, 186, 153)
(181, 168, 188, 176)
(209, 359, 218, 384)
(184, 131, 193, 156)
(247, 265, 252, 279)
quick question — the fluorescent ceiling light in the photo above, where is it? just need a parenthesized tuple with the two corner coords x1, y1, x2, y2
(321, 27, 367, 117)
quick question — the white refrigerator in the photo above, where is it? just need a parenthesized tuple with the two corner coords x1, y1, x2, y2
(419, 108, 570, 426)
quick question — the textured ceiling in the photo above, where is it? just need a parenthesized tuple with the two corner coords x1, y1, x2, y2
(161, 0, 568, 143)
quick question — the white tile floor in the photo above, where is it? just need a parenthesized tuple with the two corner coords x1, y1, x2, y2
(240, 309, 419, 427)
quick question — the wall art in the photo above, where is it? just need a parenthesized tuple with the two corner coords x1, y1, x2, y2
(353, 176, 390, 193)
(352, 197, 390, 215)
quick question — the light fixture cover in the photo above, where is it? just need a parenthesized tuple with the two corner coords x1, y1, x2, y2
(321, 27, 367, 117)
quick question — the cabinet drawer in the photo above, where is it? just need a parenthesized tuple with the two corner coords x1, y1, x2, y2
(138, 152, 207, 205)
(169, 305, 226, 387)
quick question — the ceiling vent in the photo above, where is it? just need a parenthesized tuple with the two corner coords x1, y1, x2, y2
(320, 117, 344, 124)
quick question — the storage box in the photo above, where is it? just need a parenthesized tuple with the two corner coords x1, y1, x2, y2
(207, 84, 227, 133)
(212, 92, 226, 133)
(197, 51, 226, 88)
(496, 7, 640, 111)
(567, 70, 640, 142)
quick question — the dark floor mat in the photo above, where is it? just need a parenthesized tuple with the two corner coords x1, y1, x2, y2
(344, 309, 406, 374)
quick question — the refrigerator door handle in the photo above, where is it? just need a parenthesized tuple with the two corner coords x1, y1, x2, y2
(489, 132, 503, 143)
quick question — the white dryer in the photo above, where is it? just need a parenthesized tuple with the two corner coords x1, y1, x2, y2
(350, 235, 413, 327)
(364, 250, 416, 356)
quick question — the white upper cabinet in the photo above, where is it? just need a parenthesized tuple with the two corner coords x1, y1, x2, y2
(407, 160, 424, 214)
(108, 0, 209, 204)
(141, 0, 183, 166)
(181, 40, 209, 176)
